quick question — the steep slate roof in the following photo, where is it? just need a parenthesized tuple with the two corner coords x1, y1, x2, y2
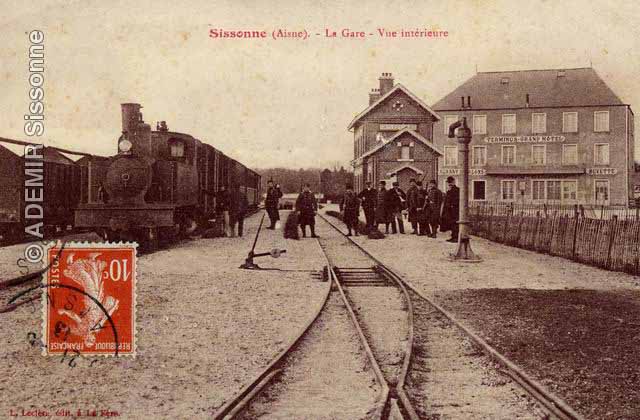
(355, 128, 443, 163)
(433, 68, 625, 110)
(348, 83, 441, 130)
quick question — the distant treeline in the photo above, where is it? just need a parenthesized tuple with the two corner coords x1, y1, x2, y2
(255, 167, 354, 199)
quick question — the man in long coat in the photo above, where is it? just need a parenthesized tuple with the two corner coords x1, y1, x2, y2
(406, 178, 420, 234)
(441, 176, 460, 242)
(265, 180, 283, 229)
(375, 181, 389, 233)
(385, 182, 406, 234)
(358, 181, 377, 230)
(425, 179, 444, 238)
(216, 185, 231, 237)
(230, 186, 249, 237)
(295, 184, 318, 238)
(416, 181, 428, 235)
(340, 184, 361, 236)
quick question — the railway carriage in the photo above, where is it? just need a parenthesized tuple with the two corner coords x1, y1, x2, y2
(74, 103, 260, 250)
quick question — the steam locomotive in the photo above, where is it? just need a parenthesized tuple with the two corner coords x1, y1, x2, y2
(75, 103, 261, 250)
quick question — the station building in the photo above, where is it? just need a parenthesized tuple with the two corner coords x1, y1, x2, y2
(432, 68, 635, 206)
(349, 73, 442, 192)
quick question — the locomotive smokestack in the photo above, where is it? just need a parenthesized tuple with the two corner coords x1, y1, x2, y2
(120, 103, 152, 156)
(121, 103, 143, 134)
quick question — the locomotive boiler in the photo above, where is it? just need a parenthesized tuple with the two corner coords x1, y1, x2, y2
(75, 103, 261, 250)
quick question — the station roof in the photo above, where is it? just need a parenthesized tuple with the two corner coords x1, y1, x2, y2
(433, 68, 626, 111)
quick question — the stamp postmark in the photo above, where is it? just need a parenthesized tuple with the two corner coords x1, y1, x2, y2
(42, 242, 137, 357)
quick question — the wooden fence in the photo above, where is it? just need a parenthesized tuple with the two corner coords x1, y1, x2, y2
(470, 201, 640, 220)
(469, 204, 640, 275)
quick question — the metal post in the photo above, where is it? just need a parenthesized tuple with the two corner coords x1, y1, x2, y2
(448, 117, 482, 262)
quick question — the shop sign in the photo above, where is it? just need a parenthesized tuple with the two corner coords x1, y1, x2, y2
(484, 135, 565, 144)
(586, 167, 617, 175)
(438, 168, 486, 176)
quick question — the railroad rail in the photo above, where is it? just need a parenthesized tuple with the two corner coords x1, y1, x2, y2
(211, 241, 331, 419)
(319, 211, 585, 420)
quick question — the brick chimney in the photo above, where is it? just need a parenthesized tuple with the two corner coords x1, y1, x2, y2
(379, 72, 394, 96)
(369, 88, 381, 105)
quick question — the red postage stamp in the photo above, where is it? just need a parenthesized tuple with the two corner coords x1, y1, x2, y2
(42, 242, 137, 357)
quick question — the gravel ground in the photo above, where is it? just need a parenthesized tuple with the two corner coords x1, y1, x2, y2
(407, 289, 545, 419)
(237, 292, 380, 420)
(316, 217, 408, 384)
(0, 211, 329, 419)
(440, 288, 640, 420)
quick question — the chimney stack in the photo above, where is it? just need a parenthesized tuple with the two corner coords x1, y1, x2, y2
(379, 72, 394, 96)
(120, 103, 152, 156)
(369, 88, 381, 105)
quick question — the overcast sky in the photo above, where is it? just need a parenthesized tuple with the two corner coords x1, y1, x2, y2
(2, 0, 639, 168)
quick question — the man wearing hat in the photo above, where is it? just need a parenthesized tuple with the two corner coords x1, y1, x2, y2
(406, 178, 420, 234)
(385, 181, 406, 234)
(441, 176, 460, 242)
(295, 183, 318, 238)
(358, 181, 377, 230)
(375, 180, 389, 233)
(265, 179, 283, 229)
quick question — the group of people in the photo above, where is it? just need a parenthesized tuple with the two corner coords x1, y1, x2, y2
(215, 185, 249, 237)
(265, 180, 319, 238)
(341, 176, 460, 243)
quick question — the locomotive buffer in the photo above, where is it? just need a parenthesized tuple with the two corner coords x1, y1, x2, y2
(240, 213, 286, 270)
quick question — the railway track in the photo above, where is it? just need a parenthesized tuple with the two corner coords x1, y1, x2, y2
(319, 211, 585, 420)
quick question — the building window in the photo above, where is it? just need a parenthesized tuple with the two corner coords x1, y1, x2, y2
(170, 141, 185, 158)
(595, 179, 610, 203)
(532, 180, 545, 201)
(531, 113, 547, 134)
(444, 146, 458, 166)
(562, 144, 578, 165)
(501, 180, 515, 201)
(502, 145, 516, 165)
(594, 111, 610, 132)
(562, 180, 578, 201)
(444, 115, 458, 134)
(563, 112, 578, 133)
(472, 146, 487, 166)
(502, 114, 516, 134)
(546, 180, 562, 201)
(473, 115, 487, 135)
(400, 146, 411, 160)
(594, 143, 610, 165)
(531, 145, 546, 165)
(472, 180, 486, 201)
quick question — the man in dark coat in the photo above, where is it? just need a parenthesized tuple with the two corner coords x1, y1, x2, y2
(416, 181, 428, 235)
(441, 176, 460, 242)
(265, 180, 283, 229)
(358, 181, 377, 230)
(375, 181, 390, 233)
(230, 186, 249, 237)
(295, 184, 318, 238)
(216, 185, 231, 237)
(385, 182, 406, 234)
(340, 184, 361, 236)
(425, 179, 444, 238)
(406, 178, 420, 234)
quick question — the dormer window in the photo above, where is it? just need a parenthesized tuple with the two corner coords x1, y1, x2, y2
(169, 140, 185, 158)
(557, 70, 566, 78)
(501, 77, 509, 85)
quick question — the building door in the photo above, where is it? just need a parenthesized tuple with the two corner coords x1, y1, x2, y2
(594, 179, 610, 205)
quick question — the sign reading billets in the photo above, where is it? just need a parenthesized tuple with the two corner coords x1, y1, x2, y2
(439, 168, 486, 176)
(586, 168, 617, 175)
(484, 135, 565, 144)
(379, 123, 418, 131)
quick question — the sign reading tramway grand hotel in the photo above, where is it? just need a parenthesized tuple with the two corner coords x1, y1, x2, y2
(484, 135, 566, 144)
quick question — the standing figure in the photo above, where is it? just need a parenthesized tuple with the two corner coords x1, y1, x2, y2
(375, 181, 389, 233)
(426, 179, 444, 238)
(295, 184, 318, 238)
(216, 185, 231, 237)
(230, 186, 249, 237)
(340, 184, 361, 236)
(265, 180, 283, 229)
(441, 176, 460, 243)
(406, 178, 420, 234)
(416, 181, 428, 235)
(358, 181, 377, 230)
(385, 182, 406, 234)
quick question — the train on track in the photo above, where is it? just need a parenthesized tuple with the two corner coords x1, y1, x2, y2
(0, 103, 261, 249)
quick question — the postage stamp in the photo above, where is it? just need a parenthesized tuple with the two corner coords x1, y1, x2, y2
(42, 242, 137, 357)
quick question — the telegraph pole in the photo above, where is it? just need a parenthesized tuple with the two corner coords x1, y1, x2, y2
(448, 117, 482, 262)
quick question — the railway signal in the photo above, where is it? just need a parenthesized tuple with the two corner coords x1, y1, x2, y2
(240, 213, 287, 269)
(447, 117, 482, 263)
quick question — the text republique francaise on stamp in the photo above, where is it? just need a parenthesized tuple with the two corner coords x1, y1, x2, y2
(42, 242, 137, 357)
